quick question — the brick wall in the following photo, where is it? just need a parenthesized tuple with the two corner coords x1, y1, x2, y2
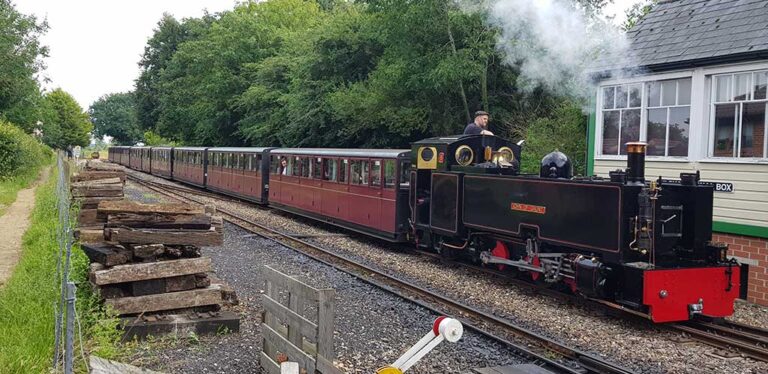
(713, 232, 768, 306)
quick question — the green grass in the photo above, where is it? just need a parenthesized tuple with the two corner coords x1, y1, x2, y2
(0, 164, 123, 373)
(0, 165, 45, 217)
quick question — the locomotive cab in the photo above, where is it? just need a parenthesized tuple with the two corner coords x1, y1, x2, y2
(409, 134, 521, 252)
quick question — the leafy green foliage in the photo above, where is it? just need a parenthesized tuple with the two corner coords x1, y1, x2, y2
(89, 92, 141, 145)
(131, 0, 603, 165)
(0, 0, 49, 130)
(143, 130, 178, 146)
(519, 101, 587, 175)
(0, 120, 49, 179)
(42, 89, 92, 149)
(623, 0, 657, 31)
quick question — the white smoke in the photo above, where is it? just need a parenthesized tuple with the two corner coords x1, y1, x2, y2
(459, 0, 639, 100)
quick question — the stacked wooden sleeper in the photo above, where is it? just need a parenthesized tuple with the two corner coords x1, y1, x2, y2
(82, 200, 232, 316)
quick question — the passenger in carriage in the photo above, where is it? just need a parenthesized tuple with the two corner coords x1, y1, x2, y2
(280, 157, 289, 176)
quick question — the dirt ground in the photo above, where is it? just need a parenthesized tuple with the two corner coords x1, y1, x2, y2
(0, 167, 50, 286)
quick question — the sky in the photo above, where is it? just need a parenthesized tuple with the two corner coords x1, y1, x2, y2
(15, 0, 638, 110)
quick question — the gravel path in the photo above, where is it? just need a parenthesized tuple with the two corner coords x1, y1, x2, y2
(125, 171, 768, 374)
(124, 182, 527, 373)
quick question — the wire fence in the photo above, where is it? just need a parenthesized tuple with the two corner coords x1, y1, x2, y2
(51, 152, 80, 374)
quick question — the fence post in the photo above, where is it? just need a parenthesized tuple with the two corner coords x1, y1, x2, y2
(64, 281, 76, 374)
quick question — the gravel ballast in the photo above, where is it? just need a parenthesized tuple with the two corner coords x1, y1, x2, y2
(124, 182, 527, 373)
(125, 171, 768, 374)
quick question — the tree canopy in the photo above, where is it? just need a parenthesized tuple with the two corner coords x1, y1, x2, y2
(0, 0, 48, 131)
(42, 89, 92, 149)
(89, 92, 141, 145)
(120, 0, 624, 174)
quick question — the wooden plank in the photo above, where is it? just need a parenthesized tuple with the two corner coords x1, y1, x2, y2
(81, 243, 132, 266)
(259, 351, 281, 374)
(97, 200, 204, 216)
(78, 209, 105, 225)
(287, 291, 302, 348)
(106, 212, 211, 229)
(92, 257, 212, 285)
(72, 171, 125, 183)
(262, 295, 318, 341)
(130, 274, 203, 296)
(261, 324, 316, 373)
(86, 160, 125, 171)
(71, 177, 123, 187)
(317, 288, 336, 363)
(316, 355, 343, 374)
(263, 266, 321, 302)
(129, 244, 165, 259)
(75, 228, 105, 243)
(72, 188, 123, 198)
(105, 226, 222, 246)
(89, 356, 163, 374)
(78, 196, 124, 210)
(105, 286, 222, 315)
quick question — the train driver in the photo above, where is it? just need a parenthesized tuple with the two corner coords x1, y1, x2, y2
(463, 110, 494, 136)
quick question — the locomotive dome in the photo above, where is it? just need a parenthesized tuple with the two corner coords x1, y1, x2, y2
(540, 150, 573, 179)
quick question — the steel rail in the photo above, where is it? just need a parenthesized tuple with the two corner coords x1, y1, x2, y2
(126, 173, 635, 374)
(671, 320, 768, 362)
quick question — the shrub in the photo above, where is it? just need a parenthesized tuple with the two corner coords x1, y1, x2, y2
(0, 121, 51, 180)
(518, 101, 587, 176)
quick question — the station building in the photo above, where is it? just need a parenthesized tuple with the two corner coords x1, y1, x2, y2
(588, 0, 768, 305)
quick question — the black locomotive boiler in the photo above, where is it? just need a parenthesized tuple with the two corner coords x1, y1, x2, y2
(410, 135, 740, 323)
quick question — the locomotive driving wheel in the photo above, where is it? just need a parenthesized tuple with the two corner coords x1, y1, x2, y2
(490, 241, 510, 271)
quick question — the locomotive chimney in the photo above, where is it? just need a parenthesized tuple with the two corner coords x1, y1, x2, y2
(625, 142, 647, 184)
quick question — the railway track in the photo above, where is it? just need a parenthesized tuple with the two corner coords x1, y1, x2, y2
(671, 320, 768, 362)
(126, 172, 768, 367)
(127, 174, 634, 374)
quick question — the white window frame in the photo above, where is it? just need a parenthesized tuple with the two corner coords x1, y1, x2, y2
(596, 71, 694, 161)
(708, 69, 768, 160)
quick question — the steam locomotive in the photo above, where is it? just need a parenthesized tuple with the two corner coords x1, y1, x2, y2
(109, 134, 740, 323)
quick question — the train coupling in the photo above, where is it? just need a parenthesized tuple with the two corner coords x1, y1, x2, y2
(688, 298, 704, 317)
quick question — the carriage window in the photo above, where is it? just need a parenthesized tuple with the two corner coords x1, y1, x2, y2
(322, 159, 337, 182)
(312, 157, 322, 179)
(291, 157, 300, 176)
(271, 156, 280, 174)
(300, 157, 310, 177)
(350, 160, 369, 185)
(400, 161, 411, 187)
(371, 160, 382, 187)
(339, 159, 348, 183)
(384, 160, 396, 188)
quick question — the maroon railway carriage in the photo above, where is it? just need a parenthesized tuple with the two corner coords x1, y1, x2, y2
(129, 147, 151, 171)
(108, 146, 130, 166)
(206, 147, 274, 204)
(150, 147, 173, 179)
(268, 148, 411, 241)
(172, 147, 207, 187)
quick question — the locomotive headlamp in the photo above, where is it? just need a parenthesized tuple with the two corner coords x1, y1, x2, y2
(455, 145, 474, 166)
(496, 147, 515, 165)
(484, 146, 492, 161)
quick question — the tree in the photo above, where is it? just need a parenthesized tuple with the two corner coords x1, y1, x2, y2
(0, 0, 49, 130)
(623, 0, 657, 31)
(43, 89, 92, 149)
(135, 13, 215, 131)
(88, 92, 141, 145)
